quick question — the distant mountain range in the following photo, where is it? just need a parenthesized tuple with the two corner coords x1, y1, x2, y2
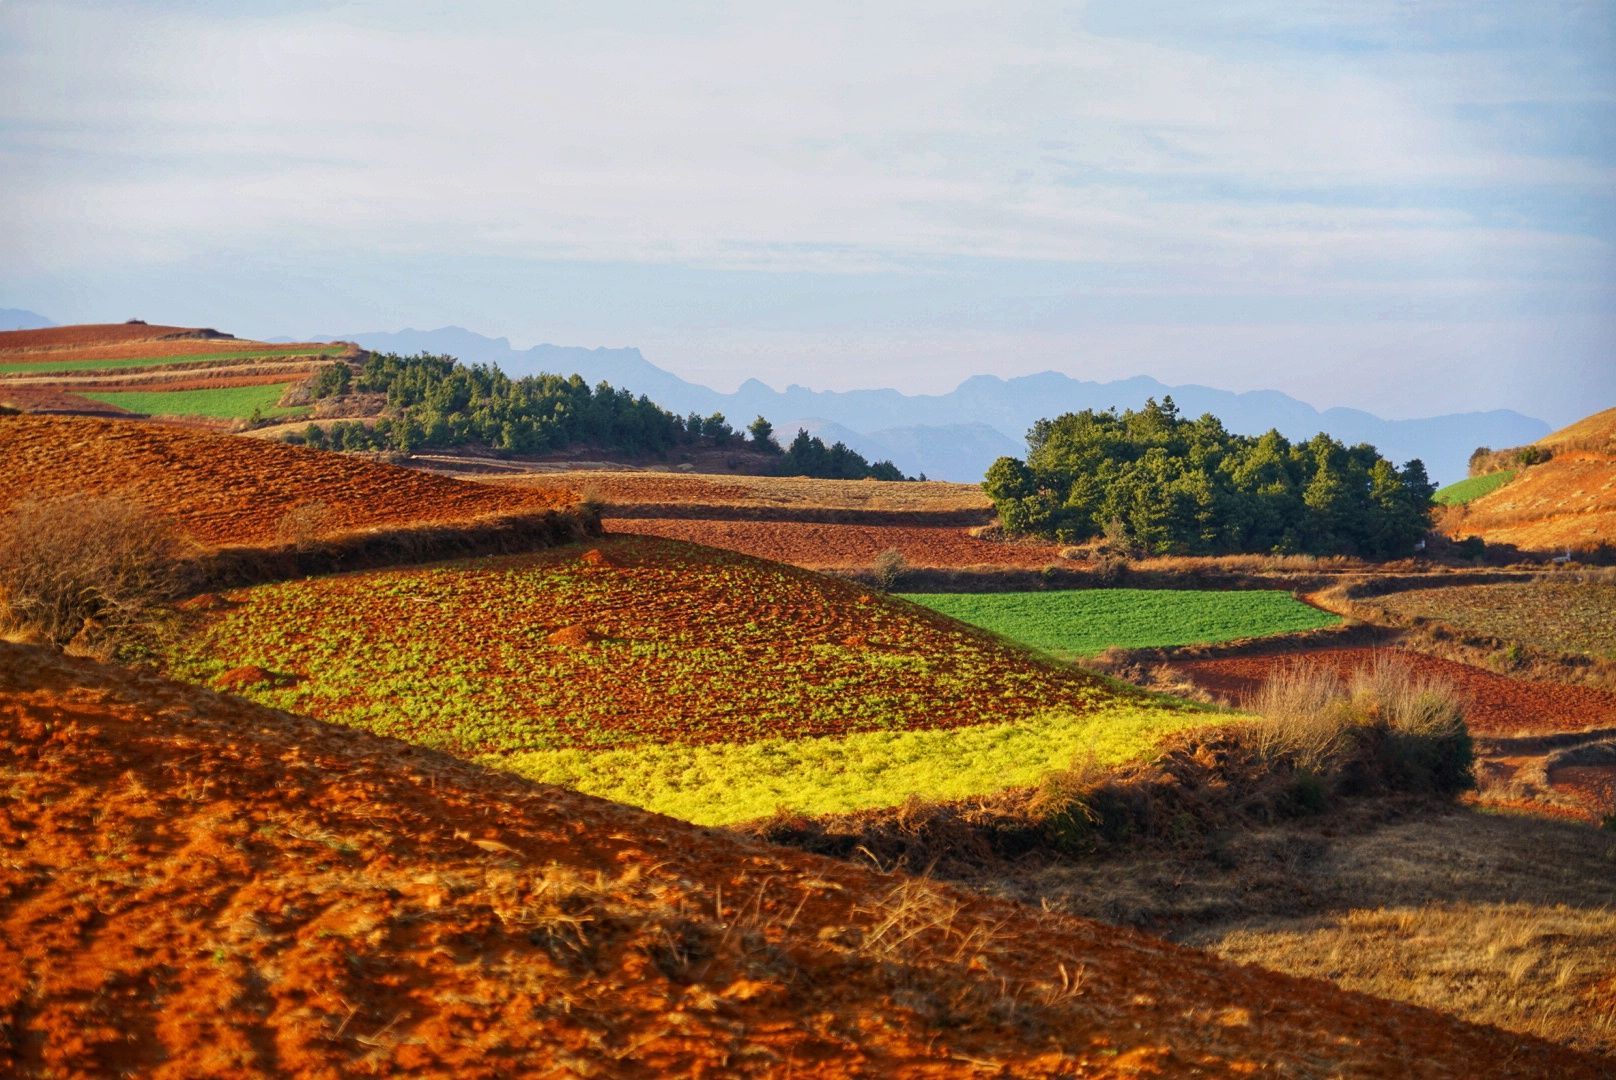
(0, 309, 54, 331)
(300, 326, 1548, 485)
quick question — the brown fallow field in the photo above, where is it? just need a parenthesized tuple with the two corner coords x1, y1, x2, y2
(0, 413, 576, 549)
(1, 641, 1604, 1078)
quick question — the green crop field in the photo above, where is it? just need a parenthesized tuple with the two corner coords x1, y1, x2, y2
(901, 588, 1339, 658)
(1435, 470, 1515, 506)
(0, 346, 341, 375)
(161, 538, 1226, 824)
(82, 383, 309, 420)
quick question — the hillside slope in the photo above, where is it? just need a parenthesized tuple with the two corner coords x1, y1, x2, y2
(1, 642, 1602, 1077)
(0, 413, 574, 547)
(1445, 407, 1616, 553)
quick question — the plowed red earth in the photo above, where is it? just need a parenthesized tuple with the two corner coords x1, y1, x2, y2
(0, 414, 572, 547)
(1171, 647, 1616, 738)
(612, 518, 1064, 569)
(1, 644, 1600, 1078)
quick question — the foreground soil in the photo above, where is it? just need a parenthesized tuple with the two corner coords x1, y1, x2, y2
(1, 643, 1602, 1077)
(0, 414, 573, 547)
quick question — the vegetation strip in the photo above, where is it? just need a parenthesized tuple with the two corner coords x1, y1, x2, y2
(901, 588, 1340, 659)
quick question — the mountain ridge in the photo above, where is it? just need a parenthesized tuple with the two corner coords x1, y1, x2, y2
(287, 324, 1550, 484)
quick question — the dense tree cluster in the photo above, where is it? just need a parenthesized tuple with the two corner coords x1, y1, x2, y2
(283, 353, 907, 480)
(983, 398, 1436, 558)
(780, 429, 907, 481)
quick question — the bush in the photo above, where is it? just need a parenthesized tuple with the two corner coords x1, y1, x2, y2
(0, 495, 191, 650)
(871, 548, 908, 591)
(1249, 653, 1473, 796)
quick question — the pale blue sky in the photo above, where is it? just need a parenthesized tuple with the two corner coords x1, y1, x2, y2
(2, 1, 1612, 424)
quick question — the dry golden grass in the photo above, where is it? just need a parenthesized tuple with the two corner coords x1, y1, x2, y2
(1210, 901, 1616, 1055)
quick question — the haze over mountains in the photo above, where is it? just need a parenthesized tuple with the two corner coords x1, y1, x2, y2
(311, 325, 1549, 485)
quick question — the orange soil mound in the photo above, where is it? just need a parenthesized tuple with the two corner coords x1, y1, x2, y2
(0, 414, 573, 547)
(611, 518, 1063, 569)
(1447, 408, 1616, 552)
(0, 323, 213, 352)
(1172, 646, 1616, 738)
(0, 643, 1600, 1078)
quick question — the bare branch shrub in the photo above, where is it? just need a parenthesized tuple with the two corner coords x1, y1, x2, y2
(0, 494, 192, 649)
(871, 548, 908, 591)
(1247, 664, 1356, 771)
(1250, 653, 1474, 795)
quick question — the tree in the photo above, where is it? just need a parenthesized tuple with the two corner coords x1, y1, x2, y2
(747, 415, 779, 452)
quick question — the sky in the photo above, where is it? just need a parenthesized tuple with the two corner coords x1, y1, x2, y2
(2, 1, 1613, 425)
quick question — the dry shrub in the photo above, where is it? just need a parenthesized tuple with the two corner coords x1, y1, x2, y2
(0, 494, 192, 650)
(1249, 653, 1474, 796)
(1248, 664, 1356, 771)
(871, 548, 909, 591)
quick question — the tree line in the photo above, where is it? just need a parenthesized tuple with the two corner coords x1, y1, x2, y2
(284, 353, 907, 480)
(983, 398, 1435, 558)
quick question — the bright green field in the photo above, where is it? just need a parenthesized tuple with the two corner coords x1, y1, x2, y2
(1435, 470, 1516, 506)
(82, 383, 309, 420)
(901, 588, 1339, 659)
(0, 346, 340, 375)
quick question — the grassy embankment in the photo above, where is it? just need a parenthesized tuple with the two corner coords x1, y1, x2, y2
(902, 588, 1339, 660)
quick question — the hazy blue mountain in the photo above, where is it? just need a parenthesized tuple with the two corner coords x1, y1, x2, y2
(0, 309, 54, 331)
(309, 325, 1549, 484)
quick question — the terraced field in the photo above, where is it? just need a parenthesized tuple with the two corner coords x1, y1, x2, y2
(904, 589, 1340, 659)
(1375, 580, 1616, 659)
(162, 537, 1217, 823)
(80, 382, 308, 420)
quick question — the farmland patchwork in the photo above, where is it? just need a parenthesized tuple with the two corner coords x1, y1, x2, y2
(162, 537, 1221, 822)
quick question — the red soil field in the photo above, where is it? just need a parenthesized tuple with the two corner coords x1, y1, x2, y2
(171, 537, 1132, 753)
(611, 518, 1064, 569)
(2, 642, 1600, 1078)
(0, 414, 573, 547)
(0, 340, 340, 365)
(1171, 646, 1616, 738)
